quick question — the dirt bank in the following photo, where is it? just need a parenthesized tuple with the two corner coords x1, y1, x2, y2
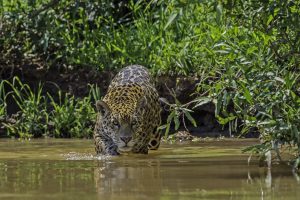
(1, 65, 253, 138)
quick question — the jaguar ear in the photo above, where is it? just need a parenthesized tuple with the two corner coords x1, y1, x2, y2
(96, 100, 111, 116)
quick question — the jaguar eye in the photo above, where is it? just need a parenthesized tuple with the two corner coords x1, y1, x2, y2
(131, 120, 137, 126)
(112, 119, 119, 126)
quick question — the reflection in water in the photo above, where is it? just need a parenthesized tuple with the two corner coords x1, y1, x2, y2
(92, 157, 300, 200)
(0, 161, 96, 199)
(294, 171, 300, 183)
(245, 166, 300, 200)
(94, 159, 162, 199)
(0, 139, 299, 200)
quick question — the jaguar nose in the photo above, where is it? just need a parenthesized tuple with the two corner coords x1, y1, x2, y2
(120, 136, 132, 145)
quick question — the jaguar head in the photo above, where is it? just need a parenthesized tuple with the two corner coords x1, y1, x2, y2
(96, 99, 145, 154)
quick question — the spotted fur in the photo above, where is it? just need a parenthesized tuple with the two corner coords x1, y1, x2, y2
(94, 65, 161, 155)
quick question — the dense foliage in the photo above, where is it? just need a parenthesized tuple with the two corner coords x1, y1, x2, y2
(0, 77, 98, 138)
(1, 0, 300, 168)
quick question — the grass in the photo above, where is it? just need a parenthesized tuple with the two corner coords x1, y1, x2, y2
(1, 77, 97, 139)
(48, 91, 95, 138)
(3, 77, 48, 138)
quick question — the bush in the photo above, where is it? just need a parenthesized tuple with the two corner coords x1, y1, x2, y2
(1, 77, 97, 139)
(193, 0, 300, 168)
(2, 77, 48, 138)
(48, 92, 96, 138)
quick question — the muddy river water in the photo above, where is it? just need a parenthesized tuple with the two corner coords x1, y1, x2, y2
(0, 138, 299, 200)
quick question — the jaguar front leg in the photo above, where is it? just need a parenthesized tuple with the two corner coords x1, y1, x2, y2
(148, 128, 162, 150)
(94, 134, 120, 156)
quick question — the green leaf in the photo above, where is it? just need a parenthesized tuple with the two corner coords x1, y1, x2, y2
(192, 97, 211, 109)
(215, 50, 229, 54)
(164, 124, 170, 138)
(246, 46, 258, 55)
(274, 76, 285, 84)
(158, 124, 168, 130)
(267, 15, 273, 25)
(167, 110, 175, 123)
(243, 87, 252, 104)
(215, 94, 222, 115)
(174, 116, 180, 130)
(184, 110, 197, 127)
(215, 82, 222, 93)
(217, 115, 236, 125)
(216, 4, 222, 25)
(164, 12, 178, 30)
(257, 120, 276, 126)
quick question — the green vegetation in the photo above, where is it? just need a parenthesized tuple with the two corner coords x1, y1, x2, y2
(0, 81, 7, 120)
(48, 91, 95, 138)
(158, 92, 198, 139)
(1, 0, 300, 169)
(1, 77, 97, 138)
(3, 78, 48, 138)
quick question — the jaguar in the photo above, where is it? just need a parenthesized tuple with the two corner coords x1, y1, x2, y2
(93, 65, 161, 155)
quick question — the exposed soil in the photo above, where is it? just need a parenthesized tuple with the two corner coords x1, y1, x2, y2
(0, 65, 257, 138)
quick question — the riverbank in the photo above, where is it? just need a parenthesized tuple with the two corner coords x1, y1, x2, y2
(0, 64, 227, 139)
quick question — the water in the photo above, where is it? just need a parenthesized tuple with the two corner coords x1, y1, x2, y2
(0, 138, 299, 200)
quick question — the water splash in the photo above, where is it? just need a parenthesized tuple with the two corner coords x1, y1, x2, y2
(62, 152, 112, 161)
